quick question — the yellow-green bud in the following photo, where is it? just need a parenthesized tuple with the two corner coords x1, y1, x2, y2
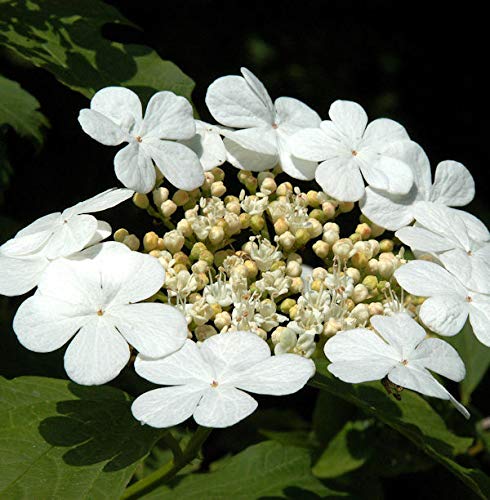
(379, 239, 394, 253)
(313, 240, 329, 259)
(114, 228, 129, 243)
(270, 260, 286, 271)
(122, 234, 140, 251)
(311, 279, 323, 292)
(190, 242, 207, 260)
(133, 192, 149, 209)
(349, 232, 362, 243)
(289, 304, 298, 319)
(244, 259, 259, 279)
(143, 231, 159, 252)
(351, 252, 368, 268)
(212, 167, 225, 181)
(307, 190, 320, 207)
(250, 214, 265, 232)
(274, 217, 289, 235)
(195, 325, 217, 341)
(173, 190, 190, 206)
(214, 250, 234, 267)
(362, 275, 378, 291)
(310, 208, 326, 223)
(200, 250, 214, 266)
(280, 298, 296, 314)
(294, 228, 310, 248)
(226, 200, 241, 215)
(239, 213, 251, 229)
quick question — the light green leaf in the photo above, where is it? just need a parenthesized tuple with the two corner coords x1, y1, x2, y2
(142, 441, 346, 499)
(446, 323, 490, 404)
(313, 420, 374, 478)
(0, 0, 195, 102)
(311, 359, 490, 499)
(0, 376, 163, 500)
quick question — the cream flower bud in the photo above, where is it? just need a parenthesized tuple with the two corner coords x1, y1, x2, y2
(133, 192, 149, 209)
(274, 217, 289, 235)
(244, 260, 259, 279)
(250, 214, 265, 232)
(351, 252, 368, 269)
(226, 200, 241, 215)
(296, 333, 315, 357)
(288, 253, 302, 264)
(338, 201, 354, 213)
(368, 302, 384, 316)
(286, 260, 302, 277)
(294, 228, 310, 247)
(271, 327, 284, 345)
(276, 182, 293, 197)
(368, 239, 380, 257)
(114, 228, 129, 243)
(143, 231, 159, 252)
(322, 201, 336, 220)
(214, 311, 231, 330)
(195, 325, 217, 341)
(332, 238, 353, 259)
(306, 190, 320, 207)
(203, 171, 215, 189)
(312, 267, 328, 281)
(307, 218, 323, 238)
(191, 259, 209, 274)
(122, 234, 140, 251)
(160, 200, 177, 218)
(211, 181, 226, 197)
(290, 277, 303, 294)
(277, 231, 295, 250)
(313, 240, 329, 259)
(208, 226, 225, 246)
(174, 219, 191, 238)
(152, 187, 169, 206)
(378, 260, 395, 279)
(257, 171, 274, 184)
(279, 327, 297, 350)
(323, 228, 340, 246)
(345, 267, 361, 284)
(351, 303, 370, 324)
(224, 213, 241, 235)
(355, 223, 371, 240)
(260, 177, 277, 195)
(324, 318, 342, 336)
(352, 283, 369, 303)
(324, 222, 340, 232)
(163, 230, 185, 254)
(170, 190, 188, 206)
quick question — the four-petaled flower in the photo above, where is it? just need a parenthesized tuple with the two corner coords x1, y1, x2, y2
(13, 242, 188, 385)
(131, 331, 315, 428)
(79, 87, 204, 193)
(324, 313, 469, 417)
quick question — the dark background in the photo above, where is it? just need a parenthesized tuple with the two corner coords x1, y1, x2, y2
(1, 2, 488, 498)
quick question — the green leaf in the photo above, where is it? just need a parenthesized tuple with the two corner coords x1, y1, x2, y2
(0, 376, 163, 499)
(0, 0, 195, 102)
(446, 323, 490, 404)
(142, 441, 347, 499)
(311, 359, 490, 499)
(0, 74, 49, 145)
(313, 420, 374, 478)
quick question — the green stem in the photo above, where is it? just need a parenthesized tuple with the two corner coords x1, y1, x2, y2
(121, 426, 212, 500)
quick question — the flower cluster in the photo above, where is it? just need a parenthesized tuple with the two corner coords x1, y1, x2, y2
(2, 66, 488, 426)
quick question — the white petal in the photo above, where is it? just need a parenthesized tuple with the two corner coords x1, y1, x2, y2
(15, 212, 61, 238)
(140, 91, 195, 140)
(240, 67, 274, 116)
(220, 127, 278, 155)
(430, 161, 475, 206)
(370, 313, 426, 359)
(226, 354, 315, 395)
(394, 260, 467, 297)
(87, 220, 112, 246)
(274, 96, 321, 129)
(394, 141, 432, 198)
(362, 119, 410, 147)
(315, 158, 365, 202)
(112, 303, 187, 358)
(329, 100, 368, 139)
(194, 386, 258, 428)
(13, 295, 86, 352)
(223, 138, 278, 171)
(277, 134, 317, 180)
(206, 75, 273, 128)
(419, 295, 469, 336)
(289, 128, 336, 162)
(181, 121, 227, 171)
(324, 328, 399, 383)
(135, 339, 214, 385)
(0, 253, 49, 296)
(143, 138, 204, 191)
(388, 365, 469, 418)
(469, 295, 490, 347)
(395, 226, 456, 253)
(78, 109, 128, 146)
(360, 187, 416, 231)
(0, 230, 54, 257)
(200, 331, 271, 380)
(358, 154, 414, 195)
(91, 87, 142, 130)
(455, 210, 490, 242)
(42, 214, 99, 259)
(64, 318, 130, 385)
(114, 142, 156, 194)
(131, 386, 204, 428)
(62, 188, 134, 218)
(410, 338, 466, 382)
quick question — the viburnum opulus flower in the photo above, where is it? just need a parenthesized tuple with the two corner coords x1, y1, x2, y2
(395, 260, 490, 347)
(290, 100, 414, 201)
(324, 313, 469, 417)
(78, 87, 204, 193)
(359, 141, 476, 230)
(13, 242, 187, 385)
(395, 202, 490, 294)
(131, 331, 315, 428)
(206, 67, 321, 180)
(0, 188, 133, 296)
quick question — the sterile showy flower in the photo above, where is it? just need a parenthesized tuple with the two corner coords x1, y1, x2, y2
(13, 242, 187, 385)
(395, 260, 490, 346)
(324, 313, 469, 417)
(78, 87, 204, 193)
(290, 100, 414, 202)
(181, 120, 227, 171)
(360, 141, 476, 230)
(206, 67, 321, 180)
(0, 188, 133, 296)
(396, 202, 490, 293)
(131, 331, 315, 428)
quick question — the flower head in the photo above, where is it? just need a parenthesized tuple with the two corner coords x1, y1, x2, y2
(290, 100, 414, 201)
(131, 331, 315, 428)
(324, 313, 469, 417)
(79, 87, 204, 193)
(13, 242, 187, 385)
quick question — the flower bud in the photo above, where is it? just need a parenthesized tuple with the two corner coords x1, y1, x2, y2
(274, 217, 289, 235)
(378, 259, 395, 279)
(368, 239, 380, 256)
(122, 234, 140, 251)
(260, 177, 277, 195)
(313, 240, 329, 259)
(351, 251, 368, 268)
(214, 311, 232, 330)
(212, 167, 225, 181)
(362, 275, 378, 291)
(345, 267, 361, 284)
(208, 226, 225, 246)
(355, 223, 371, 240)
(286, 260, 302, 277)
(114, 228, 129, 243)
(351, 303, 370, 324)
(160, 200, 177, 218)
(163, 230, 185, 254)
(312, 267, 328, 281)
(311, 279, 323, 292)
(244, 259, 259, 279)
(143, 231, 159, 252)
(153, 187, 169, 205)
(379, 239, 394, 253)
(226, 200, 241, 215)
(191, 259, 209, 274)
(280, 298, 296, 314)
(294, 228, 310, 248)
(250, 214, 265, 232)
(133, 192, 149, 209)
(190, 242, 207, 261)
(171, 190, 189, 206)
(279, 327, 297, 349)
(277, 231, 295, 250)
(211, 181, 226, 197)
(338, 201, 354, 213)
(307, 218, 323, 238)
(200, 250, 214, 266)
(270, 260, 286, 272)
(288, 253, 302, 264)
(239, 213, 251, 229)
(175, 219, 191, 238)
(366, 258, 379, 275)
(322, 201, 336, 220)
(324, 318, 342, 336)
(332, 238, 353, 259)
(276, 182, 293, 197)
(195, 325, 217, 341)
(368, 302, 384, 316)
(352, 283, 369, 303)
(290, 277, 303, 294)
(307, 190, 320, 207)
(309, 208, 326, 223)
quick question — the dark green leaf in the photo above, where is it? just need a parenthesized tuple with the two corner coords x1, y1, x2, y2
(0, 376, 163, 499)
(0, 0, 195, 102)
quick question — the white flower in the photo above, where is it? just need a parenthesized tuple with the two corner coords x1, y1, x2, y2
(131, 331, 315, 428)
(181, 120, 227, 171)
(395, 260, 490, 346)
(395, 203, 490, 293)
(360, 142, 476, 230)
(254, 299, 288, 332)
(248, 236, 282, 272)
(255, 269, 291, 298)
(12, 242, 187, 385)
(290, 100, 414, 202)
(78, 87, 204, 193)
(204, 274, 233, 307)
(205, 67, 321, 180)
(0, 188, 133, 297)
(324, 313, 469, 417)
